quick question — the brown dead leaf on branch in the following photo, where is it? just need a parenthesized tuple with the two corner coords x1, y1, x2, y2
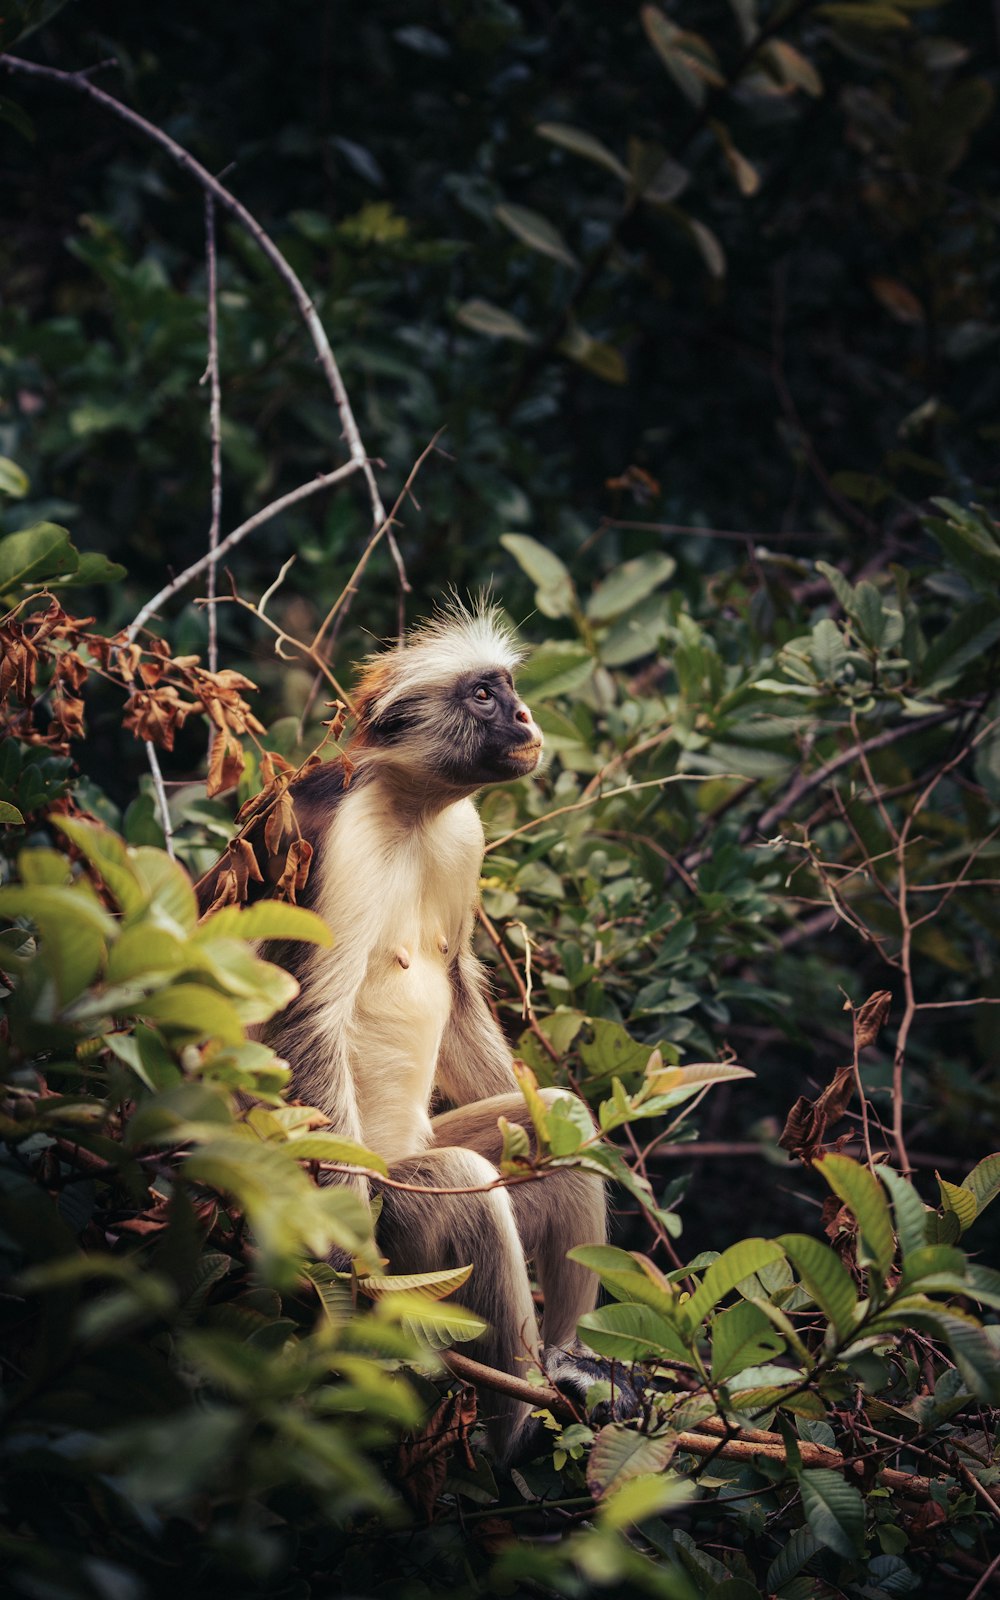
(275, 837, 313, 904)
(779, 990, 892, 1164)
(396, 1386, 478, 1521)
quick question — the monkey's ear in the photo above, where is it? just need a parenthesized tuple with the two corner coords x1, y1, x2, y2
(351, 659, 395, 736)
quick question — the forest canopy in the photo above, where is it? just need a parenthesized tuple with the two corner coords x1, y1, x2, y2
(1, 2, 999, 1597)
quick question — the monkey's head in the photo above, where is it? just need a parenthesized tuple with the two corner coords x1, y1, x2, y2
(352, 600, 543, 796)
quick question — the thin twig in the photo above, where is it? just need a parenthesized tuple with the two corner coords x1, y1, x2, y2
(202, 193, 223, 676)
(485, 774, 726, 855)
(144, 744, 175, 858)
(751, 708, 959, 839)
(127, 462, 362, 640)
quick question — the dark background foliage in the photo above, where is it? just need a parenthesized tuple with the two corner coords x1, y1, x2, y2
(1, 2, 1000, 1596)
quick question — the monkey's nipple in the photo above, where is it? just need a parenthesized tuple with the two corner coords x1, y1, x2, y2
(394, 946, 412, 970)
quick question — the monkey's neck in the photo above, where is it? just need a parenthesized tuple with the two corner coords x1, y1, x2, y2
(352, 752, 478, 822)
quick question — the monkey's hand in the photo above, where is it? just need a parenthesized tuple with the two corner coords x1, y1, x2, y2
(542, 1341, 646, 1427)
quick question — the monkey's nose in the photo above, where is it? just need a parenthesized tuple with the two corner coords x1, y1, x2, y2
(515, 704, 531, 723)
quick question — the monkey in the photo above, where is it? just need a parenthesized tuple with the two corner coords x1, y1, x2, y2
(202, 600, 608, 1462)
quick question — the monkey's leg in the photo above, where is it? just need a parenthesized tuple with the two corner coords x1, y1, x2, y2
(431, 1091, 607, 1347)
(376, 1145, 542, 1463)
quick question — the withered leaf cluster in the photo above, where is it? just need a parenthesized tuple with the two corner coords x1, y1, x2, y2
(1, 597, 267, 802)
(779, 990, 893, 1165)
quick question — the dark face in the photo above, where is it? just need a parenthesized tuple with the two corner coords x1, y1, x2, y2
(447, 668, 543, 787)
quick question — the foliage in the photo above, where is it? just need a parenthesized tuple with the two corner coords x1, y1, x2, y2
(1, 0, 999, 1595)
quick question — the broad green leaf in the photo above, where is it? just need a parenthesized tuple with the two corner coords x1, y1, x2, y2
(711, 1300, 785, 1381)
(0, 456, 29, 497)
(106, 925, 186, 984)
(558, 327, 627, 385)
(798, 1469, 865, 1557)
(596, 1470, 695, 1529)
(878, 1166, 930, 1257)
(937, 1175, 977, 1236)
(499, 1116, 531, 1167)
(577, 1300, 691, 1362)
(852, 581, 886, 646)
(494, 203, 579, 269)
(762, 38, 823, 96)
(359, 1263, 473, 1301)
(686, 215, 726, 278)
(569, 1244, 677, 1315)
(921, 601, 1000, 689)
(514, 1060, 552, 1149)
(455, 298, 535, 344)
(808, 617, 848, 681)
(536, 122, 629, 183)
(131, 848, 198, 932)
(816, 3, 912, 27)
(586, 1423, 678, 1497)
(765, 1524, 823, 1591)
(815, 560, 855, 611)
(962, 1152, 1000, 1217)
(0, 801, 24, 824)
(0, 884, 113, 1003)
(903, 1308, 1000, 1403)
(282, 1133, 388, 1175)
(779, 1234, 859, 1341)
(683, 1238, 785, 1327)
(816, 1154, 895, 1278)
(374, 1289, 486, 1347)
(139, 983, 247, 1044)
(898, 1244, 967, 1291)
(199, 900, 333, 946)
(54, 817, 147, 916)
(0, 521, 78, 591)
(500, 533, 576, 620)
(586, 554, 677, 622)
(516, 641, 594, 699)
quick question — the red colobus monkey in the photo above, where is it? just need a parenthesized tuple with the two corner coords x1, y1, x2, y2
(205, 602, 607, 1461)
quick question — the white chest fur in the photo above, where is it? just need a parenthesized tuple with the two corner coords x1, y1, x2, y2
(311, 786, 485, 1163)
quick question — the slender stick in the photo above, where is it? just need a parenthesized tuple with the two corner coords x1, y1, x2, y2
(144, 744, 175, 859)
(126, 462, 361, 641)
(202, 193, 223, 675)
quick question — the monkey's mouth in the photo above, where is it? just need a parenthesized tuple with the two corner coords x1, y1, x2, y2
(506, 739, 543, 768)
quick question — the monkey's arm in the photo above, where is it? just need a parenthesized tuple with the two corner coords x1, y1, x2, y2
(434, 950, 520, 1105)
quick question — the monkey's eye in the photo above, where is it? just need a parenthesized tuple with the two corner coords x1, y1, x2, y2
(473, 685, 493, 704)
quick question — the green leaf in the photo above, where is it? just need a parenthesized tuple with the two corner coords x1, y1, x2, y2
(199, 900, 333, 947)
(779, 1234, 859, 1341)
(586, 1423, 678, 1497)
(809, 617, 848, 681)
(0, 801, 24, 824)
(536, 122, 629, 183)
(878, 1166, 930, 1257)
(816, 1153, 895, 1277)
(132, 848, 199, 932)
(282, 1132, 388, 1174)
(558, 325, 627, 385)
(816, 3, 912, 27)
(359, 1263, 472, 1301)
(55, 550, 127, 587)
(937, 1175, 977, 1236)
(0, 883, 114, 1002)
(711, 1300, 785, 1381)
(962, 1152, 1000, 1217)
(139, 983, 247, 1044)
(596, 1470, 695, 1529)
(0, 457, 29, 497)
(586, 554, 677, 622)
(799, 1469, 865, 1557)
(577, 1300, 691, 1362)
(569, 1244, 676, 1315)
(516, 641, 594, 699)
(921, 601, 1000, 689)
(0, 521, 78, 591)
(494, 203, 579, 269)
(500, 534, 576, 620)
(683, 1238, 786, 1327)
(374, 1290, 487, 1348)
(54, 817, 147, 917)
(765, 1524, 823, 1591)
(455, 298, 535, 344)
(685, 215, 726, 278)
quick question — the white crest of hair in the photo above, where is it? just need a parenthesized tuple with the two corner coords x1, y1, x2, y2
(365, 596, 523, 719)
